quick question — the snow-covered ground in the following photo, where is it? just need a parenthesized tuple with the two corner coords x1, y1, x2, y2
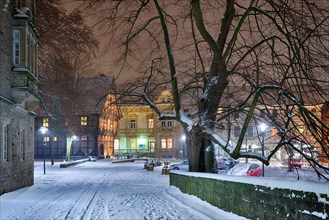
(0, 160, 246, 220)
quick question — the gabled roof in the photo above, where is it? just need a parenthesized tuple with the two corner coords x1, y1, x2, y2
(76, 75, 114, 115)
(36, 75, 115, 117)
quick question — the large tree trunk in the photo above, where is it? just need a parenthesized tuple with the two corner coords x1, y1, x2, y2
(187, 124, 216, 172)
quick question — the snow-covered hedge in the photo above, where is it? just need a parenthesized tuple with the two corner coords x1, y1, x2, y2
(170, 172, 328, 219)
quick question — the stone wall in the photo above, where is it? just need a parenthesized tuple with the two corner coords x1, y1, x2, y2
(170, 172, 328, 220)
(0, 2, 37, 196)
(0, 104, 35, 195)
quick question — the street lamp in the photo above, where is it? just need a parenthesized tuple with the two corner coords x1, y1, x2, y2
(39, 126, 48, 175)
(72, 135, 78, 161)
(259, 123, 268, 177)
(181, 135, 186, 160)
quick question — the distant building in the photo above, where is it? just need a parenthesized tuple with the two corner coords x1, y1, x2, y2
(116, 90, 186, 159)
(34, 75, 120, 160)
(217, 85, 329, 164)
(0, 0, 39, 195)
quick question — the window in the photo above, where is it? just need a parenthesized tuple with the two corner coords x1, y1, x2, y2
(20, 129, 25, 161)
(247, 126, 253, 137)
(161, 139, 167, 148)
(148, 139, 155, 152)
(260, 109, 266, 118)
(42, 118, 49, 127)
(161, 120, 172, 128)
(234, 126, 240, 137)
(13, 30, 20, 65)
(81, 136, 87, 141)
(2, 125, 8, 161)
(272, 109, 278, 119)
(148, 119, 154, 129)
(81, 116, 87, 126)
(53, 136, 58, 142)
(167, 138, 173, 149)
(130, 139, 136, 149)
(130, 119, 136, 129)
(161, 138, 173, 149)
(44, 137, 50, 142)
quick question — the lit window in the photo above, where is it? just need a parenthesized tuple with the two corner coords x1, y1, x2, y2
(81, 136, 87, 141)
(114, 139, 120, 150)
(161, 138, 173, 149)
(2, 125, 9, 161)
(167, 138, 173, 149)
(148, 119, 154, 129)
(148, 139, 155, 152)
(13, 30, 20, 65)
(20, 129, 25, 161)
(161, 139, 167, 148)
(81, 116, 87, 126)
(130, 119, 136, 129)
(53, 136, 58, 142)
(44, 137, 50, 142)
(130, 139, 136, 149)
(42, 118, 49, 127)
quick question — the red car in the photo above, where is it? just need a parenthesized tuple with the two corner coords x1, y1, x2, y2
(289, 158, 302, 168)
(227, 163, 262, 176)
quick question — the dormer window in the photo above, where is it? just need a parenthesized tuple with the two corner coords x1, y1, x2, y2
(81, 116, 88, 126)
(42, 118, 49, 127)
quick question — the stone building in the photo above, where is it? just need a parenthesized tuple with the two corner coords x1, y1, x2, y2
(116, 90, 186, 159)
(0, 0, 39, 195)
(34, 75, 120, 160)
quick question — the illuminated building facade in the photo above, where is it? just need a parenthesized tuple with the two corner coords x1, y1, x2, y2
(116, 90, 186, 159)
(34, 76, 120, 159)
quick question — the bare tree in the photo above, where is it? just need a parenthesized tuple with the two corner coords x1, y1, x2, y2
(78, 0, 329, 179)
(37, 0, 99, 160)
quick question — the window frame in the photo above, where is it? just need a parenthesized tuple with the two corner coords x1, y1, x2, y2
(148, 118, 154, 129)
(130, 119, 136, 129)
(13, 30, 20, 66)
(2, 125, 9, 161)
(20, 129, 25, 161)
(42, 118, 49, 127)
(81, 116, 88, 126)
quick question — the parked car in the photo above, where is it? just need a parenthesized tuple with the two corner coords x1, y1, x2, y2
(217, 158, 227, 170)
(169, 160, 189, 170)
(221, 157, 239, 169)
(227, 163, 262, 176)
(289, 158, 302, 168)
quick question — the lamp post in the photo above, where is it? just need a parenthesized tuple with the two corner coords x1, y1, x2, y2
(259, 123, 268, 177)
(72, 135, 78, 161)
(181, 135, 186, 160)
(39, 126, 48, 175)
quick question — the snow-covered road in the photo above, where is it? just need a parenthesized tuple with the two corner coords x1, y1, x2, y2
(0, 160, 246, 220)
